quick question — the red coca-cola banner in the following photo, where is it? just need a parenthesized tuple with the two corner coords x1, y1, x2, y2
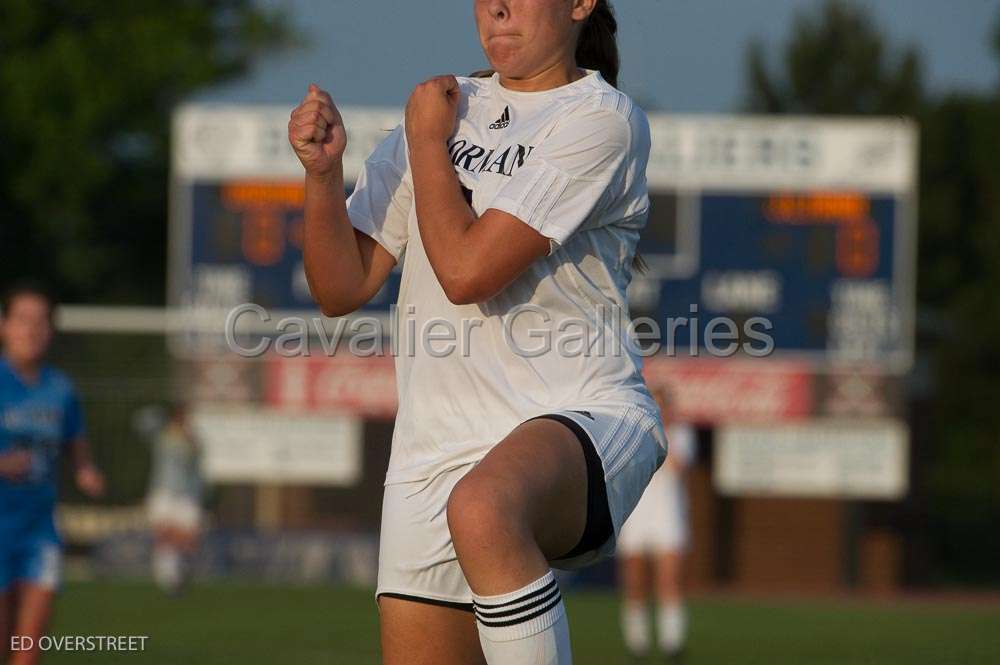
(264, 354, 398, 418)
(265, 354, 815, 424)
(642, 357, 813, 424)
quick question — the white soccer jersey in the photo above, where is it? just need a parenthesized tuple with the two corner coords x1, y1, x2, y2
(348, 70, 656, 483)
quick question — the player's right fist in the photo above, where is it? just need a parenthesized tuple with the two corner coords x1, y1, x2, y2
(289, 84, 347, 177)
(0, 449, 32, 481)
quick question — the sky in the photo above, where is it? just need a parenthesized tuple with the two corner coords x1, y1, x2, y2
(200, 0, 1000, 112)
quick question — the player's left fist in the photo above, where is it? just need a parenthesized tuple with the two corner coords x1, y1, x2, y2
(405, 75, 460, 147)
(76, 463, 106, 498)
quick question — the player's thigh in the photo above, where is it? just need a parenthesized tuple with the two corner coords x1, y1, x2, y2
(654, 551, 684, 598)
(379, 596, 486, 665)
(451, 417, 588, 560)
(12, 582, 55, 637)
(0, 587, 12, 660)
(618, 554, 650, 601)
(9, 536, 60, 646)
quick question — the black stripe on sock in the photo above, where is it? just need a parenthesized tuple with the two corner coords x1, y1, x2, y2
(472, 579, 557, 610)
(473, 585, 560, 619)
(475, 593, 563, 629)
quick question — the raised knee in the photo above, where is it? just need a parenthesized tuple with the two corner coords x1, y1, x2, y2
(447, 474, 518, 550)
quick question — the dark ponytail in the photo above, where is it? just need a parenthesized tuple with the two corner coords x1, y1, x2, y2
(575, 0, 619, 88)
(577, 3, 643, 271)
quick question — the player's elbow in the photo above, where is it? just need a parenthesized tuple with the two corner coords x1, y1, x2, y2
(305, 272, 362, 317)
(440, 270, 497, 306)
(442, 280, 480, 306)
(310, 288, 360, 318)
(315, 294, 361, 318)
(317, 302, 351, 318)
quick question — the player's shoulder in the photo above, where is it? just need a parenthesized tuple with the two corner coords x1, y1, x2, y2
(455, 75, 495, 101)
(0, 358, 13, 383)
(563, 73, 649, 138)
(41, 365, 77, 397)
(586, 73, 642, 121)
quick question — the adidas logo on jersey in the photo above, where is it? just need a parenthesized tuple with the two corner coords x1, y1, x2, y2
(489, 106, 511, 130)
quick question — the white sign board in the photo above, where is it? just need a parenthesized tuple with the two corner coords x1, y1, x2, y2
(192, 408, 362, 485)
(173, 105, 402, 182)
(645, 115, 916, 192)
(714, 419, 909, 499)
(172, 105, 917, 194)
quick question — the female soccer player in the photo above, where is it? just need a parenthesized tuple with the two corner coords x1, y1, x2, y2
(144, 402, 203, 596)
(0, 283, 105, 665)
(289, 2, 664, 663)
(617, 387, 695, 661)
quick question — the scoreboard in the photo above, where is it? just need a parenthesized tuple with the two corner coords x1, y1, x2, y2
(171, 106, 404, 319)
(182, 180, 400, 312)
(634, 190, 908, 367)
(631, 116, 916, 371)
(171, 107, 917, 371)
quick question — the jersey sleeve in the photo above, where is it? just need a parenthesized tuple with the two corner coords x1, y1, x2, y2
(487, 107, 631, 247)
(346, 123, 412, 260)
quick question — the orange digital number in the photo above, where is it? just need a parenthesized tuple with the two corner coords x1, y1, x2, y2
(836, 220, 879, 277)
(242, 210, 285, 266)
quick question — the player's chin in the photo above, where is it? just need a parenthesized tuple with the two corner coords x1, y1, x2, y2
(484, 45, 524, 75)
(12, 342, 47, 364)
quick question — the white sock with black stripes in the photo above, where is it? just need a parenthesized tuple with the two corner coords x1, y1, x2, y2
(472, 570, 572, 665)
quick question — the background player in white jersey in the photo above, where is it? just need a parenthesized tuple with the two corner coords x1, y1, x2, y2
(289, 2, 664, 663)
(141, 402, 203, 595)
(617, 387, 696, 661)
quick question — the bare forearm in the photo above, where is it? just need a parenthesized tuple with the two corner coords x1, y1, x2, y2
(303, 165, 368, 314)
(409, 139, 549, 304)
(403, 75, 551, 305)
(410, 140, 477, 284)
(71, 437, 94, 470)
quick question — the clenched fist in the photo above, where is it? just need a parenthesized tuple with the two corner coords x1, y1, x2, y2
(76, 462, 106, 498)
(405, 75, 460, 148)
(0, 449, 32, 481)
(288, 84, 347, 177)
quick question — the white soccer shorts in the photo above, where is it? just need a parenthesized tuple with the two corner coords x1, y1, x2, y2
(376, 402, 667, 607)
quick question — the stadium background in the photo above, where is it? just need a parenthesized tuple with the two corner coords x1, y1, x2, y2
(3, 1, 1000, 663)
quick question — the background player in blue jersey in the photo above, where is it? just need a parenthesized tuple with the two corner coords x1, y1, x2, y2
(0, 283, 104, 665)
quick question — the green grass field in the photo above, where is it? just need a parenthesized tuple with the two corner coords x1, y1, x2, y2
(38, 581, 1000, 665)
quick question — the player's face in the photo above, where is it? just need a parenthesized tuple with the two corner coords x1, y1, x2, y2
(0, 294, 53, 366)
(475, 0, 594, 79)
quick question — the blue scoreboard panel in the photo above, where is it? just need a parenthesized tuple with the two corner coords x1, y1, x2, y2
(633, 191, 911, 368)
(181, 181, 399, 312)
(172, 108, 917, 370)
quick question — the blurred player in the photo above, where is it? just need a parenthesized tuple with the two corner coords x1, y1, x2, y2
(289, 2, 663, 663)
(617, 386, 695, 661)
(142, 402, 203, 595)
(0, 282, 104, 665)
